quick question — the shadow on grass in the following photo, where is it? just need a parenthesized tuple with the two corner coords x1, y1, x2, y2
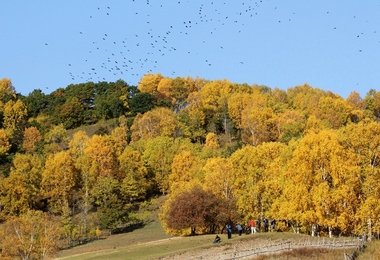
(59, 222, 146, 252)
(111, 221, 146, 235)
(60, 237, 107, 251)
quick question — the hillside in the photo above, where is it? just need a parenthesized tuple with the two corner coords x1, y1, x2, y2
(55, 196, 379, 260)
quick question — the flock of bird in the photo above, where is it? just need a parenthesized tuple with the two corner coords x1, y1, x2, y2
(42, 0, 379, 87)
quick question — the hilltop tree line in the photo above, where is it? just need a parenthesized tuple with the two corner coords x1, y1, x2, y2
(0, 75, 380, 258)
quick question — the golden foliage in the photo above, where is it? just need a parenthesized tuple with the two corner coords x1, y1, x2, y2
(0, 129, 11, 156)
(22, 126, 42, 152)
(0, 210, 61, 259)
(138, 73, 164, 94)
(130, 107, 177, 141)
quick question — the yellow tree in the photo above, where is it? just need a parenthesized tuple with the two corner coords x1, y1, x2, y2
(84, 134, 118, 180)
(171, 77, 190, 110)
(157, 77, 174, 102)
(0, 153, 44, 216)
(119, 147, 149, 201)
(241, 106, 275, 145)
(109, 123, 129, 157)
(287, 84, 326, 116)
(130, 107, 177, 141)
(68, 130, 92, 239)
(0, 129, 11, 156)
(2, 99, 28, 139)
(317, 96, 351, 129)
(0, 210, 61, 260)
(279, 129, 360, 235)
(201, 79, 235, 137)
(228, 92, 254, 130)
(346, 91, 365, 110)
(0, 78, 16, 98)
(143, 136, 174, 194)
(204, 132, 219, 149)
(203, 157, 235, 199)
(22, 126, 42, 152)
(0, 174, 29, 216)
(142, 136, 187, 194)
(180, 91, 206, 142)
(304, 115, 328, 135)
(138, 73, 164, 94)
(42, 151, 80, 244)
(169, 151, 202, 196)
(230, 142, 287, 221)
(267, 87, 289, 113)
(42, 151, 79, 214)
(338, 121, 380, 237)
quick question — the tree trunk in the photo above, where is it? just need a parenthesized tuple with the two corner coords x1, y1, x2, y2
(368, 218, 372, 241)
(312, 224, 316, 237)
(328, 226, 332, 238)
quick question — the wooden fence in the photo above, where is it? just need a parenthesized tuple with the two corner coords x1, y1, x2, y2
(164, 237, 364, 260)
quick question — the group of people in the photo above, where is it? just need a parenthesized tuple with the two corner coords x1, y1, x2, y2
(249, 218, 277, 233)
(212, 218, 278, 244)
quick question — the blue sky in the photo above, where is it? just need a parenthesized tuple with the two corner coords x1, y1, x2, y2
(1, 1, 379, 98)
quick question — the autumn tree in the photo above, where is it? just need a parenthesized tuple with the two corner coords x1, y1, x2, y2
(201, 79, 235, 136)
(161, 186, 235, 235)
(142, 137, 197, 194)
(169, 150, 202, 196)
(338, 121, 380, 238)
(273, 109, 306, 143)
(287, 84, 326, 115)
(228, 92, 254, 131)
(0, 129, 11, 156)
(230, 142, 288, 222)
(0, 153, 44, 216)
(68, 130, 92, 239)
(41, 151, 79, 215)
(43, 123, 68, 154)
(241, 106, 275, 145)
(178, 91, 206, 142)
(346, 91, 365, 111)
(204, 132, 219, 149)
(83, 134, 118, 180)
(138, 73, 164, 95)
(142, 136, 176, 194)
(277, 130, 360, 235)
(0, 210, 61, 260)
(108, 128, 126, 156)
(22, 126, 42, 152)
(2, 99, 28, 145)
(130, 107, 178, 141)
(118, 147, 149, 201)
(0, 78, 16, 98)
(317, 96, 351, 129)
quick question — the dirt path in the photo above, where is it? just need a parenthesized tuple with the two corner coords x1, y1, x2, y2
(154, 237, 361, 260)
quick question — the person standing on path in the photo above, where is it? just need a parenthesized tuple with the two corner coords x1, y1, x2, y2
(264, 218, 269, 232)
(249, 219, 256, 234)
(236, 224, 243, 236)
(226, 224, 232, 239)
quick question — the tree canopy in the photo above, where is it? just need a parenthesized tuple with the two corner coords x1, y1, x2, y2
(1, 75, 380, 256)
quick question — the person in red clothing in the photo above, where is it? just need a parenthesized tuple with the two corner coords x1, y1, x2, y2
(249, 219, 256, 234)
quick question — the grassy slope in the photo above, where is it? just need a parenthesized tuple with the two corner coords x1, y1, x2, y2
(55, 195, 380, 260)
